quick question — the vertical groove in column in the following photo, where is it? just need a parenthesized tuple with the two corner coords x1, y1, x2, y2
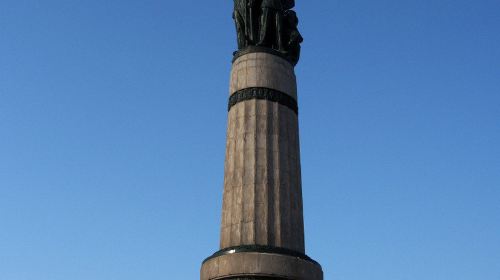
(284, 106, 293, 251)
(292, 114, 300, 252)
(220, 102, 232, 249)
(246, 99, 257, 244)
(297, 115, 305, 252)
(225, 104, 234, 248)
(232, 102, 246, 246)
(240, 100, 250, 245)
(280, 105, 291, 250)
(292, 111, 301, 251)
(287, 109, 296, 251)
(252, 100, 258, 245)
(266, 100, 275, 247)
(290, 112, 304, 252)
(230, 103, 239, 247)
(273, 101, 282, 247)
(255, 100, 268, 245)
(222, 103, 234, 248)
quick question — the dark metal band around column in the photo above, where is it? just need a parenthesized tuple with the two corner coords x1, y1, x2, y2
(228, 87, 298, 115)
(202, 245, 321, 267)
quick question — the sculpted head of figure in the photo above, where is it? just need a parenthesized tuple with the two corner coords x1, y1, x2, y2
(282, 0, 295, 11)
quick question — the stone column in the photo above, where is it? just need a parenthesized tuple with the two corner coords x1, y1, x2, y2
(223, 52, 302, 251)
(200, 50, 323, 279)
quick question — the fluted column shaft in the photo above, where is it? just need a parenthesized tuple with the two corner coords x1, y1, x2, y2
(200, 52, 323, 280)
(220, 52, 304, 253)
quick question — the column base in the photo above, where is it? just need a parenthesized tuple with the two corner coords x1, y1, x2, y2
(201, 246, 323, 280)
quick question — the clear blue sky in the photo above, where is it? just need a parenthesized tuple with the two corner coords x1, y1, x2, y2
(1, 0, 499, 279)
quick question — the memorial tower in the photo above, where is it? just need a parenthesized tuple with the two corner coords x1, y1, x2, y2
(201, 1, 323, 279)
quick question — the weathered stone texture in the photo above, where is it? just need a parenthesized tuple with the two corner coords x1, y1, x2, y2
(230, 53, 297, 100)
(221, 51, 305, 254)
(201, 252, 323, 280)
(220, 99, 305, 253)
(201, 51, 323, 280)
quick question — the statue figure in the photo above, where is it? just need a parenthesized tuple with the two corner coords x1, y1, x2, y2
(257, 0, 284, 51)
(233, 0, 248, 49)
(233, 0, 303, 65)
(283, 10, 303, 65)
(246, 0, 259, 44)
(233, 0, 260, 49)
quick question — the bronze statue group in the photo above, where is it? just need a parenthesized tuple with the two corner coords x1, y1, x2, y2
(233, 0, 303, 65)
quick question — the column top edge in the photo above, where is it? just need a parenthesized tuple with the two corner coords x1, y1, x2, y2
(232, 46, 295, 67)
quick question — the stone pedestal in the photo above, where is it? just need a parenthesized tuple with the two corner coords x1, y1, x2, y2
(201, 52, 323, 280)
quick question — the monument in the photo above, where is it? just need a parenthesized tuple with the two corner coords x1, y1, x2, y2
(201, 1, 323, 279)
